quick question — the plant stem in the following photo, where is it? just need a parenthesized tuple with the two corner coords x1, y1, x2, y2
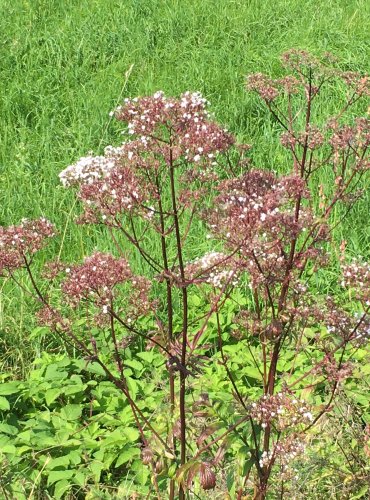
(169, 138, 188, 500)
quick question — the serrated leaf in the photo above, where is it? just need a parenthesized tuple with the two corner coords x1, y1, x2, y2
(54, 479, 71, 500)
(122, 427, 140, 442)
(115, 446, 140, 467)
(45, 364, 68, 381)
(60, 404, 82, 421)
(0, 423, 18, 435)
(85, 362, 106, 376)
(47, 469, 74, 486)
(0, 396, 10, 411)
(137, 351, 154, 363)
(0, 382, 21, 395)
(46, 455, 71, 470)
(124, 359, 143, 371)
(45, 388, 62, 405)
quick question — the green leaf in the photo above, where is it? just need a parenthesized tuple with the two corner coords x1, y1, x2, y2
(85, 362, 106, 376)
(125, 377, 138, 400)
(1, 444, 16, 454)
(45, 364, 68, 381)
(47, 469, 74, 486)
(32, 432, 57, 447)
(64, 383, 85, 395)
(131, 459, 150, 486)
(16, 445, 31, 455)
(54, 479, 71, 500)
(243, 366, 262, 379)
(137, 351, 154, 363)
(73, 471, 87, 487)
(360, 364, 370, 376)
(0, 396, 10, 411)
(90, 461, 103, 482)
(60, 404, 82, 421)
(45, 388, 62, 405)
(29, 326, 49, 340)
(46, 455, 71, 470)
(55, 429, 71, 443)
(175, 459, 199, 486)
(115, 446, 140, 467)
(0, 382, 21, 395)
(68, 450, 82, 466)
(124, 359, 143, 372)
(122, 427, 140, 442)
(0, 423, 18, 435)
(190, 294, 201, 306)
(226, 469, 236, 497)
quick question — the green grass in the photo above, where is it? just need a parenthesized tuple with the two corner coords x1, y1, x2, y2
(0, 0, 369, 372)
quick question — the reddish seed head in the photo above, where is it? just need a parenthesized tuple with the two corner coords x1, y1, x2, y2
(0, 218, 55, 274)
(141, 447, 153, 465)
(199, 462, 216, 490)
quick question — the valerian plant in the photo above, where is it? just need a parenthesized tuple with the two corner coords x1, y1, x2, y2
(0, 51, 369, 499)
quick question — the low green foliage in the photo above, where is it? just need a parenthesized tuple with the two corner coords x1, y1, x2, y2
(0, 351, 157, 498)
(0, 295, 368, 498)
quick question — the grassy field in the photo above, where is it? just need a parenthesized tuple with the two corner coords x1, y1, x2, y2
(1, 0, 369, 370)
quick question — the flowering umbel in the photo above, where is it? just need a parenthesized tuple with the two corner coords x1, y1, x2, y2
(61, 252, 152, 323)
(0, 218, 55, 275)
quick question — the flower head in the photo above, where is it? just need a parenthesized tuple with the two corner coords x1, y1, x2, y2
(0, 218, 55, 274)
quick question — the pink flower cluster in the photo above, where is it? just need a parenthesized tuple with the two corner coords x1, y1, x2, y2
(313, 352, 353, 383)
(113, 90, 234, 162)
(246, 73, 280, 101)
(0, 218, 55, 274)
(329, 118, 370, 155)
(259, 434, 305, 470)
(77, 166, 153, 224)
(36, 305, 71, 333)
(324, 300, 370, 343)
(60, 92, 236, 224)
(247, 49, 336, 102)
(59, 155, 115, 187)
(208, 170, 312, 286)
(62, 252, 132, 305)
(250, 392, 313, 430)
(341, 258, 370, 303)
(340, 72, 370, 96)
(280, 49, 330, 71)
(185, 251, 239, 288)
(61, 252, 151, 323)
(281, 126, 324, 151)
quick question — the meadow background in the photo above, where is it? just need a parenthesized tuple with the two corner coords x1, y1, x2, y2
(0, 0, 369, 498)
